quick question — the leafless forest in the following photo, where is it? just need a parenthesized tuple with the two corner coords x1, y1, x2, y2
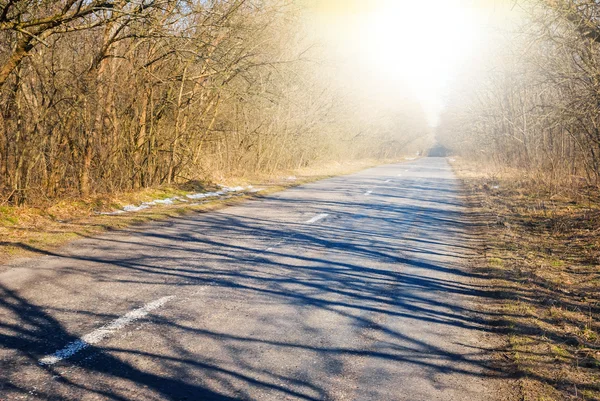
(0, 2, 598, 398)
(0, 0, 429, 205)
(439, 0, 600, 190)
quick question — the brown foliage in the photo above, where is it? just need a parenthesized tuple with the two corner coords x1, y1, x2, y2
(438, 0, 600, 189)
(0, 0, 430, 205)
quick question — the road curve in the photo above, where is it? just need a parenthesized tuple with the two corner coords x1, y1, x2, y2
(0, 157, 510, 401)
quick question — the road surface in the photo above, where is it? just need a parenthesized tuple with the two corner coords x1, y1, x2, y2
(0, 158, 510, 400)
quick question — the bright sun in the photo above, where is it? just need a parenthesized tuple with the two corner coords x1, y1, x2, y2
(360, 1, 480, 125)
(310, 0, 506, 126)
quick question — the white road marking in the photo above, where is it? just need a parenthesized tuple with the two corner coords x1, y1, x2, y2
(385, 179, 391, 183)
(305, 213, 329, 224)
(364, 190, 373, 196)
(39, 296, 175, 365)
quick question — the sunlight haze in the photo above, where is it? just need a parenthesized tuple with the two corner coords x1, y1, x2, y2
(308, 0, 518, 125)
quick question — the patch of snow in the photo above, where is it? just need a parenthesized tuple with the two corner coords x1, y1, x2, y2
(97, 185, 257, 215)
(187, 185, 252, 200)
(97, 210, 126, 215)
(145, 196, 180, 206)
(123, 204, 150, 212)
(449, 158, 457, 162)
(286, 176, 297, 181)
(187, 191, 223, 200)
(219, 185, 245, 193)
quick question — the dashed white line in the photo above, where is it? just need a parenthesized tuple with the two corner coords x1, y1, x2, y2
(305, 213, 329, 224)
(364, 190, 373, 196)
(39, 295, 176, 365)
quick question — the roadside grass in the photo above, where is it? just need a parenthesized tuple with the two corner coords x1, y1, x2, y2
(0, 158, 400, 266)
(453, 159, 600, 400)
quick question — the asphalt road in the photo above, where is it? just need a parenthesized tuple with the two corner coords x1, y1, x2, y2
(0, 157, 510, 401)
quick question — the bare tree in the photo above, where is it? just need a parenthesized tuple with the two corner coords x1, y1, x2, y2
(0, 0, 429, 205)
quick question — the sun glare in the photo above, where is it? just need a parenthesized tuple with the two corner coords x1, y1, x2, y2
(310, 0, 510, 126)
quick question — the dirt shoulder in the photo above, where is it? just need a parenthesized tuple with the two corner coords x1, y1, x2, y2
(452, 158, 600, 401)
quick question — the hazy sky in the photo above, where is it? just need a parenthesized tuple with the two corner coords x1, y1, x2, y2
(306, 0, 518, 126)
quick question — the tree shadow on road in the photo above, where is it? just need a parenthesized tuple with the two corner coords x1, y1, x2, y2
(1, 169, 527, 400)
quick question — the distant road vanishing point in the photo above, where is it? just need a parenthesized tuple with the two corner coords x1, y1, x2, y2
(0, 158, 512, 401)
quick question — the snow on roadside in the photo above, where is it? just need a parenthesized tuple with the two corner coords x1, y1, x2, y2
(96, 186, 261, 215)
(97, 210, 126, 216)
(186, 185, 245, 200)
(123, 204, 151, 212)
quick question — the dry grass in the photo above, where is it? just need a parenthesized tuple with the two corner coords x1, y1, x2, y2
(0, 158, 395, 266)
(453, 158, 600, 400)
